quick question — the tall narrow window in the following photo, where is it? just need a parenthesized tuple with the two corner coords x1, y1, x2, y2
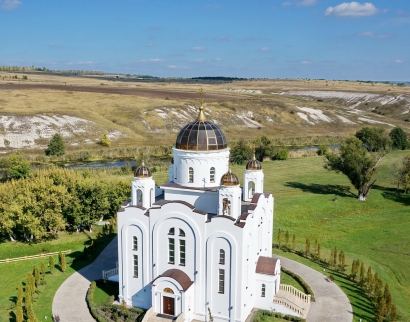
(133, 236, 138, 250)
(168, 238, 175, 264)
(179, 239, 186, 266)
(179, 229, 185, 237)
(133, 255, 138, 278)
(189, 167, 194, 183)
(219, 269, 225, 293)
(219, 249, 225, 265)
(261, 284, 266, 297)
(210, 167, 215, 183)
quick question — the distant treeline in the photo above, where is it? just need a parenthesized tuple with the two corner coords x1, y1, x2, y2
(191, 76, 247, 81)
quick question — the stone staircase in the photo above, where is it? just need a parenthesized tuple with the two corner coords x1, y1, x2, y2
(273, 284, 311, 319)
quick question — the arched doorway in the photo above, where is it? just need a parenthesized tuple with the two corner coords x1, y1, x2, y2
(163, 288, 175, 316)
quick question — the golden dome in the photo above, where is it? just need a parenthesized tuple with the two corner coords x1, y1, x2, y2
(220, 169, 239, 186)
(175, 106, 227, 151)
(134, 161, 152, 178)
(246, 153, 262, 170)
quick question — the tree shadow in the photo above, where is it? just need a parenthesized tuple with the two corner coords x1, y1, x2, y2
(9, 310, 16, 322)
(373, 184, 410, 206)
(285, 182, 356, 198)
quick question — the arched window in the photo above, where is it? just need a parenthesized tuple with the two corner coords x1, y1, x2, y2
(133, 236, 138, 250)
(168, 238, 175, 264)
(189, 167, 194, 183)
(137, 189, 143, 206)
(133, 255, 138, 278)
(261, 284, 266, 297)
(222, 198, 230, 216)
(168, 228, 175, 235)
(210, 167, 215, 183)
(179, 229, 185, 237)
(163, 288, 174, 294)
(219, 249, 225, 265)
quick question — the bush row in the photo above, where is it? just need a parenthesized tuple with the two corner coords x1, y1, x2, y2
(254, 309, 306, 322)
(281, 267, 315, 302)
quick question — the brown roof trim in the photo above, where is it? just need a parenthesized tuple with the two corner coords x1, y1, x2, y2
(255, 256, 279, 276)
(118, 207, 125, 212)
(153, 199, 195, 209)
(151, 269, 193, 291)
(129, 205, 147, 211)
(235, 222, 246, 228)
(240, 212, 250, 220)
(248, 204, 257, 211)
(210, 215, 235, 222)
(121, 200, 131, 207)
(193, 209, 207, 216)
(263, 192, 271, 199)
(251, 193, 263, 204)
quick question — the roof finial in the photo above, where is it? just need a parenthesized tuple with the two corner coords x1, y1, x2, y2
(196, 87, 206, 122)
(252, 151, 256, 161)
(141, 159, 145, 167)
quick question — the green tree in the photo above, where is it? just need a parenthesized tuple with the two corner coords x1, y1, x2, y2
(355, 126, 391, 152)
(285, 231, 290, 246)
(46, 133, 65, 156)
(33, 265, 40, 288)
(389, 127, 408, 150)
(0, 153, 31, 180)
(49, 256, 55, 274)
(305, 237, 311, 257)
(316, 243, 321, 260)
(40, 262, 46, 283)
(292, 234, 296, 251)
(359, 262, 366, 286)
(254, 135, 274, 161)
(99, 134, 111, 147)
(366, 266, 374, 293)
(60, 252, 66, 272)
(230, 140, 252, 164)
(333, 247, 337, 268)
(273, 147, 289, 160)
(325, 136, 384, 200)
(277, 228, 282, 248)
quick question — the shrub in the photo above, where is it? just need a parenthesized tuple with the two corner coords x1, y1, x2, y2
(273, 147, 289, 160)
(281, 267, 315, 301)
(317, 145, 329, 156)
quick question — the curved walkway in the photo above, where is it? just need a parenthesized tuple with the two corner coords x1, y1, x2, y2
(277, 255, 353, 322)
(52, 236, 118, 322)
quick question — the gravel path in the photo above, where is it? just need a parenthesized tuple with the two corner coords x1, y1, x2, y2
(52, 236, 118, 322)
(277, 255, 353, 322)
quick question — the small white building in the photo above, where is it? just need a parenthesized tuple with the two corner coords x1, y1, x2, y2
(116, 106, 295, 322)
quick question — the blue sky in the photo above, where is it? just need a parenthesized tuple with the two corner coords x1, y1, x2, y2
(1, 0, 409, 80)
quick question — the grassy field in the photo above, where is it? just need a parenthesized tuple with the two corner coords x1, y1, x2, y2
(228, 150, 409, 321)
(0, 226, 115, 322)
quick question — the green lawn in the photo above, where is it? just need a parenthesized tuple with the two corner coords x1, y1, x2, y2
(229, 151, 410, 321)
(0, 226, 115, 322)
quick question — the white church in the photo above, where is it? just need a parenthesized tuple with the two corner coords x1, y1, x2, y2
(114, 105, 309, 322)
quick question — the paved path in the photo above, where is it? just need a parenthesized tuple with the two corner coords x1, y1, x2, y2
(52, 236, 118, 322)
(277, 255, 353, 322)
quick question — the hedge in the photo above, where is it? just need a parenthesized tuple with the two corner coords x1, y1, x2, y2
(281, 267, 315, 302)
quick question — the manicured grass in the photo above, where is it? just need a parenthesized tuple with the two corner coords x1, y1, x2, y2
(280, 270, 305, 293)
(0, 226, 115, 322)
(229, 150, 409, 321)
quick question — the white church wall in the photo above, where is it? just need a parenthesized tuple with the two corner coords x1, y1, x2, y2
(253, 274, 276, 310)
(173, 148, 229, 188)
(206, 226, 242, 322)
(152, 279, 183, 316)
(150, 202, 207, 318)
(117, 207, 151, 308)
(164, 188, 218, 215)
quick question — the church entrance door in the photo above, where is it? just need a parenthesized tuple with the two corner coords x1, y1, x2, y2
(163, 296, 175, 316)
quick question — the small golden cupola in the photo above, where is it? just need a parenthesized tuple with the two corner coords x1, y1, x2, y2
(246, 152, 262, 170)
(134, 161, 152, 178)
(220, 168, 240, 186)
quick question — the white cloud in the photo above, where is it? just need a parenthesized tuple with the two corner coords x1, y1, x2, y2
(358, 31, 394, 38)
(395, 59, 404, 64)
(297, 0, 317, 6)
(192, 46, 205, 51)
(146, 43, 154, 47)
(65, 61, 94, 66)
(149, 58, 164, 62)
(301, 60, 312, 64)
(1, 0, 21, 10)
(193, 59, 204, 63)
(216, 36, 230, 41)
(325, 2, 379, 17)
(215, 58, 222, 61)
(168, 65, 188, 69)
(261, 47, 270, 51)
(282, 1, 292, 6)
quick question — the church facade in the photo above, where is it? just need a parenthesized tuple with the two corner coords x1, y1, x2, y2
(117, 106, 283, 322)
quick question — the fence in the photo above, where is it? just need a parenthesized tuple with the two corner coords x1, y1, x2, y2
(0, 250, 72, 264)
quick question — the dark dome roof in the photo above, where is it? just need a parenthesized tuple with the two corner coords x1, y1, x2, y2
(134, 161, 152, 178)
(220, 169, 239, 186)
(175, 106, 227, 151)
(246, 153, 262, 170)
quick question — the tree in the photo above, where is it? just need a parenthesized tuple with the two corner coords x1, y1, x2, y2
(366, 266, 374, 293)
(273, 147, 289, 161)
(254, 135, 275, 161)
(99, 134, 111, 147)
(325, 137, 384, 200)
(60, 252, 66, 272)
(305, 237, 311, 257)
(49, 256, 55, 274)
(390, 127, 408, 150)
(277, 228, 282, 248)
(230, 140, 252, 164)
(355, 126, 391, 152)
(285, 231, 290, 246)
(316, 243, 321, 260)
(292, 234, 296, 251)
(0, 153, 31, 180)
(46, 133, 65, 156)
(391, 154, 410, 193)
